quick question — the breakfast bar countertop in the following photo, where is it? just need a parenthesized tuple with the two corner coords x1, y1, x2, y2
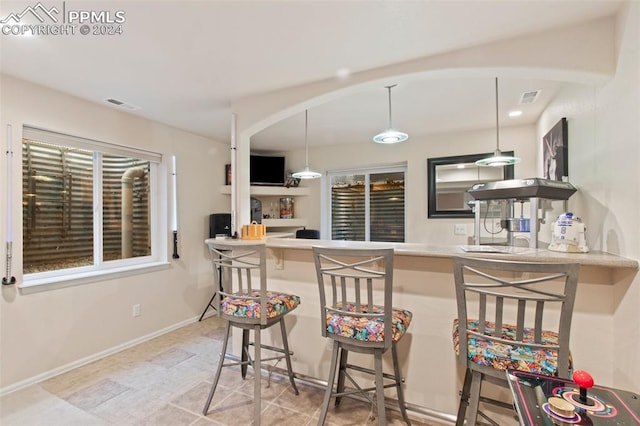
(216, 234, 639, 422)
(264, 236, 639, 270)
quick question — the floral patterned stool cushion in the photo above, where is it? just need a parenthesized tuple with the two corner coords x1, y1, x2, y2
(326, 303, 412, 343)
(221, 291, 300, 319)
(452, 318, 572, 377)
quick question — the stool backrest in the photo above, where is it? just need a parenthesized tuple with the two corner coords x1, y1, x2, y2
(206, 240, 268, 325)
(452, 256, 579, 377)
(312, 247, 394, 349)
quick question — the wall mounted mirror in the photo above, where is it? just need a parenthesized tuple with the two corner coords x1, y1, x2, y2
(427, 152, 514, 218)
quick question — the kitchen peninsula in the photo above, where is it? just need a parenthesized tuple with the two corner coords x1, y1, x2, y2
(230, 236, 638, 421)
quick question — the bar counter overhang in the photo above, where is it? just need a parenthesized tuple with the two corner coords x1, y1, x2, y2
(215, 236, 639, 422)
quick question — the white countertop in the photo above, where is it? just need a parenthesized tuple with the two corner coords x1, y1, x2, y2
(264, 237, 639, 270)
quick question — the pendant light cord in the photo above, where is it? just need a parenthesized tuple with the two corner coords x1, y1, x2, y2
(475, 77, 520, 166)
(386, 84, 397, 129)
(304, 109, 309, 167)
(495, 77, 500, 152)
(292, 109, 321, 178)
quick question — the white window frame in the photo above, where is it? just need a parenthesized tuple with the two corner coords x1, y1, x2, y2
(20, 126, 168, 289)
(323, 162, 407, 242)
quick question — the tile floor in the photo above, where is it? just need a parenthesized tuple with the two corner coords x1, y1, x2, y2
(0, 316, 443, 426)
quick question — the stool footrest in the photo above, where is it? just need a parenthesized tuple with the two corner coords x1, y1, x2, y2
(257, 354, 286, 363)
(221, 352, 286, 366)
(334, 382, 398, 398)
(478, 395, 514, 411)
(221, 360, 248, 368)
(346, 363, 404, 382)
(249, 342, 294, 356)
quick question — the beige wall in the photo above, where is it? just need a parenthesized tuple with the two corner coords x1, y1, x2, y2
(0, 75, 230, 391)
(537, 2, 640, 391)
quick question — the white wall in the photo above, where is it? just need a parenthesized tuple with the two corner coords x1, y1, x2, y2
(536, 2, 639, 391)
(0, 75, 230, 391)
(290, 124, 537, 244)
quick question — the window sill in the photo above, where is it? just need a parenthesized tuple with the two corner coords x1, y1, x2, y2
(18, 261, 171, 294)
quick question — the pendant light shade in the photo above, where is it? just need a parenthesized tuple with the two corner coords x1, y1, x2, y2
(476, 78, 521, 167)
(292, 110, 321, 180)
(373, 84, 408, 144)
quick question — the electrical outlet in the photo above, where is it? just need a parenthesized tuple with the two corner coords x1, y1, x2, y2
(132, 304, 141, 317)
(454, 224, 466, 235)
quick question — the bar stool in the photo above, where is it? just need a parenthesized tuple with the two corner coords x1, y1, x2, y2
(202, 239, 300, 425)
(451, 256, 579, 425)
(312, 246, 412, 425)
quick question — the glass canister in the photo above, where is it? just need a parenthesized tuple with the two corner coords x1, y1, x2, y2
(279, 197, 294, 219)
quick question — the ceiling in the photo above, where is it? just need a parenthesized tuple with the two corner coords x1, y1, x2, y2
(0, 1, 624, 151)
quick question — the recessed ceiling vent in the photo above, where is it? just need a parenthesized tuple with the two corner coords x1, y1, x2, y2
(106, 98, 140, 110)
(519, 90, 541, 104)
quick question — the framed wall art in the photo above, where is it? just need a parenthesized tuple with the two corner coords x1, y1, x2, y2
(542, 117, 568, 181)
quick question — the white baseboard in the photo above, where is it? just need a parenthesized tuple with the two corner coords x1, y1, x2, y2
(0, 315, 202, 397)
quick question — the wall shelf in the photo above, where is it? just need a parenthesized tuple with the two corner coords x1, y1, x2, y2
(262, 218, 307, 228)
(219, 185, 309, 196)
(219, 186, 310, 228)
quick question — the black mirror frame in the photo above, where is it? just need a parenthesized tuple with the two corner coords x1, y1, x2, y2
(427, 151, 515, 218)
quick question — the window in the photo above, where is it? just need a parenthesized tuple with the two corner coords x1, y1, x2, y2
(328, 164, 406, 242)
(22, 127, 163, 281)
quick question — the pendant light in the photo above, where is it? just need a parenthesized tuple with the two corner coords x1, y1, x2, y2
(475, 78, 521, 167)
(292, 110, 321, 179)
(373, 84, 408, 144)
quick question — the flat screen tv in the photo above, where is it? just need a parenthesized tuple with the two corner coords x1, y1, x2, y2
(250, 155, 285, 186)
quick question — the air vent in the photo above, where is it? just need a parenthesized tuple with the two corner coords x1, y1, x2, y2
(519, 90, 541, 104)
(106, 98, 140, 110)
